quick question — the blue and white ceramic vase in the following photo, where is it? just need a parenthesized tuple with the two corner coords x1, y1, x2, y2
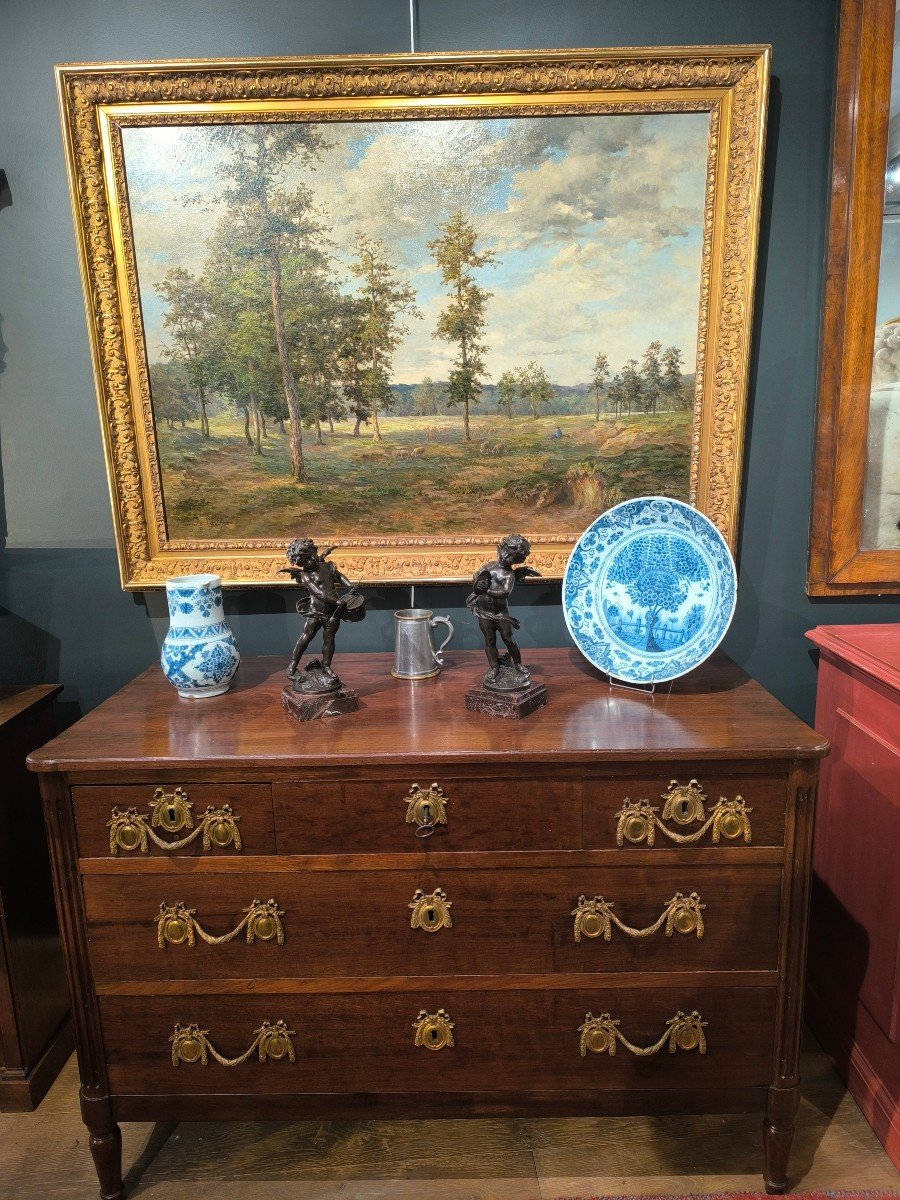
(161, 574, 240, 699)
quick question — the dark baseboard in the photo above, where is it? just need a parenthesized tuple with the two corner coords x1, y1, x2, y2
(0, 1012, 74, 1112)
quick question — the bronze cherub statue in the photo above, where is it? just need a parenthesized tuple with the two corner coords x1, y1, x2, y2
(279, 538, 365, 716)
(466, 533, 541, 693)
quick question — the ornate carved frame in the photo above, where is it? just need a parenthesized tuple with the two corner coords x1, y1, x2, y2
(808, 0, 900, 594)
(56, 47, 770, 588)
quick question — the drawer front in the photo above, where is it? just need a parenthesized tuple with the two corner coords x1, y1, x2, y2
(584, 772, 788, 850)
(72, 784, 275, 858)
(83, 864, 782, 983)
(99, 985, 776, 1096)
(274, 777, 581, 853)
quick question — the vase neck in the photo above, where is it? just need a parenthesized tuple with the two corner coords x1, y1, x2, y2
(166, 580, 225, 626)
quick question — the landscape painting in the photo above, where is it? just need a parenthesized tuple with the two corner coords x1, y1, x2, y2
(58, 50, 769, 584)
(124, 112, 707, 542)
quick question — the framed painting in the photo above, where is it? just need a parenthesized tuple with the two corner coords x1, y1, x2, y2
(809, 0, 900, 594)
(57, 47, 769, 587)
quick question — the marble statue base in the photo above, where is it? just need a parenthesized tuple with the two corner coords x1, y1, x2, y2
(281, 684, 359, 722)
(465, 679, 548, 720)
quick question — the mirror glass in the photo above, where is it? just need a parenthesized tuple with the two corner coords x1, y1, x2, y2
(864, 0, 900, 548)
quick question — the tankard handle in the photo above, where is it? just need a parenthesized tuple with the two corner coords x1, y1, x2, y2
(429, 616, 454, 665)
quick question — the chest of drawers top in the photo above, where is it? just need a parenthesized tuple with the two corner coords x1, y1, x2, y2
(28, 649, 826, 779)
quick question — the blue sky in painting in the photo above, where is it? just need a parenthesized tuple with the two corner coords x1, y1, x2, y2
(123, 111, 709, 385)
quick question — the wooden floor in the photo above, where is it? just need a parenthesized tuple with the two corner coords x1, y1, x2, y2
(1, 1036, 897, 1199)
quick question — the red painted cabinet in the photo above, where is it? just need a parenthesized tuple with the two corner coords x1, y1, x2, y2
(805, 624, 900, 1169)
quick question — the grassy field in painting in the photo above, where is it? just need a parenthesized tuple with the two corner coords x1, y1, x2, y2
(156, 411, 692, 540)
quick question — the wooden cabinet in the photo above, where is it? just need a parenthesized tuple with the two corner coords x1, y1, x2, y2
(805, 624, 900, 1170)
(28, 650, 826, 1197)
(0, 685, 72, 1110)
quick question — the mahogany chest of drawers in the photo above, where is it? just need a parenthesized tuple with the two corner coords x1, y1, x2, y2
(28, 649, 826, 1197)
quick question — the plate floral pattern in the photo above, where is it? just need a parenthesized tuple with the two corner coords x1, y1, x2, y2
(563, 497, 737, 684)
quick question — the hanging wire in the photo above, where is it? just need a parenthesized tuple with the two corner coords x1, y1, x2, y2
(408, 0, 419, 608)
(409, 0, 419, 53)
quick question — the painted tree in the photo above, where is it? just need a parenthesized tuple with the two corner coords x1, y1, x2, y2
(606, 373, 625, 418)
(590, 351, 610, 422)
(257, 364, 289, 436)
(335, 296, 370, 437)
(150, 362, 197, 429)
(414, 376, 441, 416)
(288, 286, 349, 445)
(607, 534, 706, 652)
(641, 340, 664, 415)
(662, 344, 688, 410)
(350, 235, 419, 442)
(428, 210, 495, 442)
(209, 125, 330, 482)
(246, 356, 285, 450)
(203, 217, 285, 457)
(496, 369, 518, 419)
(682, 603, 706, 643)
(156, 268, 213, 437)
(281, 201, 347, 446)
(362, 363, 394, 440)
(620, 358, 643, 416)
(517, 361, 554, 419)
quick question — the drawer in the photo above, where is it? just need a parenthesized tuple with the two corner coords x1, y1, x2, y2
(274, 776, 581, 853)
(83, 863, 782, 982)
(99, 985, 777, 1096)
(584, 771, 788, 850)
(72, 783, 275, 858)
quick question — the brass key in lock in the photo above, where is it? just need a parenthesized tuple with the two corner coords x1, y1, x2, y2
(405, 783, 449, 837)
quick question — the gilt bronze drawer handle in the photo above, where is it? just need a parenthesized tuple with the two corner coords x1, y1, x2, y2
(157, 899, 284, 948)
(413, 1008, 455, 1049)
(572, 892, 705, 942)
(405, 782, 448, 838)
(409, 888, 453, 932)
(579, 1010, 707, 1057)
(107, 803, 242, 854)
(614, 795, 752, 847)
(170, 1019, 295, 1066)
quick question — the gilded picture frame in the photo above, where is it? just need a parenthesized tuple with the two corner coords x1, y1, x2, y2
(56, 47, 769, 588)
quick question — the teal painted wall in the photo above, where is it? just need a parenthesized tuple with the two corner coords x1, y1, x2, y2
(1, 0, 896, 724)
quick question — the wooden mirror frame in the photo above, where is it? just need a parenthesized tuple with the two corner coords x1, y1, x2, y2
(809, 0, 900, 594)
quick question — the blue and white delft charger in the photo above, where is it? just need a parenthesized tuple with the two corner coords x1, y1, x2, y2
(562, 496, 738, 685)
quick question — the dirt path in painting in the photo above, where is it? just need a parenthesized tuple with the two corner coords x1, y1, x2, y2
(157, 412, 691, 540)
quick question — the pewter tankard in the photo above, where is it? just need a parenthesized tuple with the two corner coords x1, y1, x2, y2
(392, 609, 454, 679)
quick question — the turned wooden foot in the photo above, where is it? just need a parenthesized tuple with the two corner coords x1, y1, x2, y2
(763, 1082, 800, 1194)
(89, 1123, 124, 1200)
(81, 1091, 125, 1200)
